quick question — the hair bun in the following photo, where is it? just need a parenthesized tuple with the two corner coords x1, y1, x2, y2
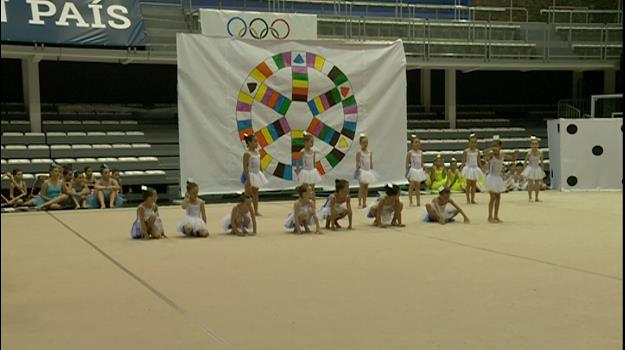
(469, 133, 476, 138)
(140, 185, 148, 191)
(451, 157, 457, 162)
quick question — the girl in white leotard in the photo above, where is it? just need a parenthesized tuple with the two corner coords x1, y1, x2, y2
(222, 193, 257, 236)
(405, 136, 428, 207)
(483, 136, 519, 223)
(355, 134, 378, 208)
(242, 134, 268, 216)
(131, 187, 165, 239)
(424, 187, 470, 224)
(295, 132, 322, 202)
(178, 180, 209, 237)
(285, 185, 321, 234)
(460, 133, 485, 204)
(521, 136, 546, 202)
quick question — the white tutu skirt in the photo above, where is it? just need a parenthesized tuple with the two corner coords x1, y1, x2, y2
(284, 212, 315, 229)
(367, 202, 395, 224)
(483, 174, 506, 193)
(407, 168, 428, 182)
(177, 215, 207, 234)
(221, 212, 252, 232)
(319, 202, 348, 221)
(521, 166, 546, 180)
(422, 207, 457, 223)
(248, 171, 268, 188)
(357, 169, 378, 184)
(461, 166, 485, 181)
(130, 216, 164, 239)
(297, 169, 322, 185)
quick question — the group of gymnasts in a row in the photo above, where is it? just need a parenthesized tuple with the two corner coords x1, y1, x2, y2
(131, 132, 546, 239)
(2, 164, 125, 210)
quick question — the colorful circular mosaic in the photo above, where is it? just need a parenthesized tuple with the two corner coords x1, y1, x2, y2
(235, 51, 358, 181)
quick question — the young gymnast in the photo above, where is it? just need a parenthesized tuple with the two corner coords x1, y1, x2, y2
(111, 168, 125, 206)
(71, 171, 90, 208)
(355, 134, 377, 208)
(483, 136, 519, 223)
(83, 166, 96, 190)
(295, 132, 322, 201)
(242, 134, 268, 216)
(285, 185, 321, 234)
(405, 136, 428, 206)
(131, 186, 166, 239)
(366, 184, 405, 227)
(178, 180, 209, 237)
(521, 136, 546, 202)
(427, 154, 448, 193)
(88, 164, 123, 209)
(27, 164, 68, 210)
(446, 158, 466, 193)
(424, 187, 470, 224)
(62, 168, 81, 209)
(2, 170, 27, 207)
(460, 133, 484, 204)
(223, 193, 257, 236)
(319, 179, 353, 231)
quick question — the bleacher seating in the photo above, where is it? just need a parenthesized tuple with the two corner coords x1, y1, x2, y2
(0, 107, 182, 193)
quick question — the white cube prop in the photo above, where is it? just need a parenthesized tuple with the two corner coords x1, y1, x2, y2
(547, 118, 622, 191)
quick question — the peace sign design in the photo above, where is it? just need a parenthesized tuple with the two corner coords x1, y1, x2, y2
(236, 51, 358, 181)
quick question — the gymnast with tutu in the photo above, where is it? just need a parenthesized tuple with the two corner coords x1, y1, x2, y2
(424, 187, 470, 224)
(355, 133, 378, 208)
(483, 136, 519, 223)
(521, 136, 546, 202)
(405, 135, 428, 207)
(366, 184, 405, 227)
(295, 132, 322, 201)
(178, 179, 209, 237)
(284, 185, 321, 234)
(223, 193, 257, 236)
(242, 134, 268, 215)
(460, 133, 484, 204)
(130, 186, 166, 239)
(319, 179, 353, 231)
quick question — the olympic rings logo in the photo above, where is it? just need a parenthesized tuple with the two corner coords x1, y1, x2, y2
(226, 17, 291, 40)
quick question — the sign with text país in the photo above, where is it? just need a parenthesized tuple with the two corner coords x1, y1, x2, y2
(1, 0, 146, 47)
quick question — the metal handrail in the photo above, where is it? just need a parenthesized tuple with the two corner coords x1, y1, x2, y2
(540, 8, 623, 24)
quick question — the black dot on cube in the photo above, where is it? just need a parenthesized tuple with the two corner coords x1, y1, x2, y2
(592, 145, 604, 156)
(567, 176, 578, 187)
(566, 124, 578, 135)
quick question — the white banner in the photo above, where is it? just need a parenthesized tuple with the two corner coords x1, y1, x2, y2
(199, 9, 317, 40)
(177, 34, 407, 195)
